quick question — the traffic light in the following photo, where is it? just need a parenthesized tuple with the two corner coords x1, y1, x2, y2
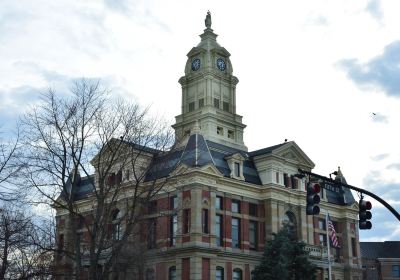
(359, 199, 372, 230)
(306, 182, 321, 215)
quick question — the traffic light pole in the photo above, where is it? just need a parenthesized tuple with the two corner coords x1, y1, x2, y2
(297, 169, 400, 222)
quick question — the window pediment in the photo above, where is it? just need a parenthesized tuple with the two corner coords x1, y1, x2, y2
(225, 153, 246, 180)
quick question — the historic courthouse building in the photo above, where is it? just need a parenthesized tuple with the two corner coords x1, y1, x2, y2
(56, 13, 362, 280)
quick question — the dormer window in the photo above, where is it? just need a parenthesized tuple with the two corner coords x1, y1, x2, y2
(234, 162, 240, 177)
(225, 153, 246, 180)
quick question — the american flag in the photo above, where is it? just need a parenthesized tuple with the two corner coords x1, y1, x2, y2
(328, 215, 340, 248)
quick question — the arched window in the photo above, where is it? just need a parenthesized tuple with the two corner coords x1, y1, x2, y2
(168, 266, 176, 280)
(233, 268, 242, 280)
(216, 266, 224, 280)
(283, 211, 297, 238)
(146, 268, 155, 280)
(112, 209, 123, 240)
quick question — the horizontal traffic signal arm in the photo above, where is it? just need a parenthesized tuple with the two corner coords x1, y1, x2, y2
(297, 169, 400, 222)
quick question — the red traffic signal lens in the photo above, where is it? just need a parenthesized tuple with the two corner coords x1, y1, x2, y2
(312, 183, 321, 193)
(360, 200, 372, 210)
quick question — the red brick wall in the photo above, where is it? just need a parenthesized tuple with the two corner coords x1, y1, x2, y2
(156, 263, 166, 280)
(157, 216, 169, 247)
(226, 262, 232, 280)
(314, 232, 320, 245)
(158, 197, 169, 211)
(58, 218, 65, 228)
(183, 190, 191, 199)
(182, 258, 190, 280)
(242, 201, 249, 215)
(245, 264, 250, 280)
(259, 203, 265, 218)
(224, 197, 231, 212)
(202, 258, 210, 280)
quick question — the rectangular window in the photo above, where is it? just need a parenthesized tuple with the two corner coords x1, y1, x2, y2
(107, 172, 116, 186)
(58, 234, 64, 250)
(234, 162, 240, 177)
(149, 200, 157, 214)
(183, 209, 190, 234)
(116, 170, 122, 184)
(392, 265, 400, 277)
(276, 172, 280, 184)
(249, 221, 258, 250)
(319, 233, 327, 246)
(189, 101, 195, 112)
(202, 209, 209, 234)
(217, 126, 223, 135)
(216, 196, 223, 210)
(291, 175, 298, 189)
(214, 98, 220, 109)
(199, 98, 204, 108)
(283, 173, 289, 187)
(333, 246, 341, 262)
(318, 219, 326, 230)
(170, 196, 178, 209)
(124, 169, 130, 181)
(148, 219, 156, 249)
(351, 238, 357, 257)
(231, 200, 240, 213)
(232, 217, 240, 248)
(223, 101, 229, 112)
(249, 203, 258, 216)
(215, 215, 223, 247)
(170, 215, 177, 246)
(228, 130, 234, 139)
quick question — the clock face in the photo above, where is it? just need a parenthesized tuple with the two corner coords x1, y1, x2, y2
(217, 58, 226, 71)
(191, 58, 200, 71)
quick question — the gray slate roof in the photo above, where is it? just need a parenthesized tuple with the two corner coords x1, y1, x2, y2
(70, 133, 355, 206)
(361, 241, 400, 259)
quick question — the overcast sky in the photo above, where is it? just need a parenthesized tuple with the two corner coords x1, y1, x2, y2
(1, 0, 399, 241)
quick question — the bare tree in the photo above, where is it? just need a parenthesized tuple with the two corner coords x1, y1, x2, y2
(0, 128, 23, 202)
(21, 80, 175, 279)
(0, 206, 54, 279)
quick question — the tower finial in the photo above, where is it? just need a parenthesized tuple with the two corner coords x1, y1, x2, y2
(205, 11, 212, 29)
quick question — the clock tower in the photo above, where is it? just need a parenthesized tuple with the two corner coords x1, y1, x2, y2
(172, 12, 247, 151)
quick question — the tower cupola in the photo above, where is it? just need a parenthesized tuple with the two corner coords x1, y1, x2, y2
(172, 12, 247, 151)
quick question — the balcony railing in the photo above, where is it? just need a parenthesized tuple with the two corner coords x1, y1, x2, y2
(305, 245, 342, 263)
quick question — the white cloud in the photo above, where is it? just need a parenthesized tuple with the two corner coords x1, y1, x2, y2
(1, 0, 400, 241)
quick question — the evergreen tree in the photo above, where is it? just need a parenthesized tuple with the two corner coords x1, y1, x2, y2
(252, 225, 316, 280)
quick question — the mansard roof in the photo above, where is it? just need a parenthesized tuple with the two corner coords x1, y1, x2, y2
(361, 241, 400, 259)
(63, 174, 95, 201)
(69, 133, 355, 206)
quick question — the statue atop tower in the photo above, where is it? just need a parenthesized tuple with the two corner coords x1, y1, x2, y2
(205, 11, 212, 29)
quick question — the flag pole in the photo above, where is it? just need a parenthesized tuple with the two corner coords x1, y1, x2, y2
(325, 211, 332, 280)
